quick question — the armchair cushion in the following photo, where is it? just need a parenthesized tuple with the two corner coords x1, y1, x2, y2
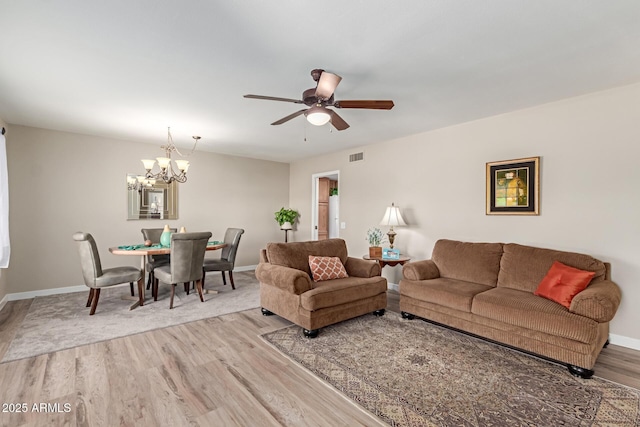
(309, 256, 348, 282)
(265, 239, 349, 277)
(300, 276, 387, 311)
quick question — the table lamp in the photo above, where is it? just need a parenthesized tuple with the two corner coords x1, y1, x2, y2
(379, 202, 406, 249)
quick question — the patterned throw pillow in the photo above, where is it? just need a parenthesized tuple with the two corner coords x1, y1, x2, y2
(308, 256, 349, 282)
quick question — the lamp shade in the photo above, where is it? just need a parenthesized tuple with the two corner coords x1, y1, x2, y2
(380, 203, 406, 227)
(305, 105, 331, 126)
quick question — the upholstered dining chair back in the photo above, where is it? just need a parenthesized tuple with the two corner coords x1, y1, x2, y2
(72, 232, 103, 286)
(170, 232, 212, 283)
(220, 228, 245, 263)
(141, 227, 177, 244)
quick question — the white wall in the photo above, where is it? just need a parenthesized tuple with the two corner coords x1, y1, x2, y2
(289, 82, 640, 345)
(6, 126, 290, 294)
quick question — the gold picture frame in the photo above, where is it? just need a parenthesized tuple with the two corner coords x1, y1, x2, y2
(486, 157, 540, 215)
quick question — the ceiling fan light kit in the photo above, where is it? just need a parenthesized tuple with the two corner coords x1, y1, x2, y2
(244, 68, 394, 131)
(305, 105, 331, 126)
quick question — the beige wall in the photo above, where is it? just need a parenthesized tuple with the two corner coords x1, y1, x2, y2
(290, 82, 640, 345)
(6, 126, 289, 294)
(0, 117, 7, 303)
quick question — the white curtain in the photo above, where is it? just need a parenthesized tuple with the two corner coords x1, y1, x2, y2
(0, 133, 9, 268)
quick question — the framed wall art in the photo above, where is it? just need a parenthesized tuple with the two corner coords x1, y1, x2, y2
(486, 157, 540, 215)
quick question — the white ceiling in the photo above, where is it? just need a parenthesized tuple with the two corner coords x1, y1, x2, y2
(1, 1, 640, 162)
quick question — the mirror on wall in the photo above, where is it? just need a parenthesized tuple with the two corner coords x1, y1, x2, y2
(127, 174, 178, 220)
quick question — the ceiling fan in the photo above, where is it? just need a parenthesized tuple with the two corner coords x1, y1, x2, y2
(244, 69, 394, 131)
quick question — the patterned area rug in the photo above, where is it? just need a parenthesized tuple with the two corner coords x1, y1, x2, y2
(2, 271, 260, 363)
(262, 312, 640, 426)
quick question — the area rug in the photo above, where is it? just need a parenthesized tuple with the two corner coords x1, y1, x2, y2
(2, 271, 260, 363)
(262, 312, 640, 426)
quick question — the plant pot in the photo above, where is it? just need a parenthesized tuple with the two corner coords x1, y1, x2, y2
(280, 221, 293, 230)
(369, 246, 382, 258)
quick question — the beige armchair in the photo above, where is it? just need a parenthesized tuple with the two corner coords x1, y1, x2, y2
(255, 238, 387, 337)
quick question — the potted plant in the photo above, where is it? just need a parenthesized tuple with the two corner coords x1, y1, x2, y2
(274, 207, 299, 230)
(366, 227, 386, 258)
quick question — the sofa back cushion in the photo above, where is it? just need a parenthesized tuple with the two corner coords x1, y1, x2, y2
(431, 239, 504, 287)
(265, 238, 349, 277)
(497, 243, 607, 292)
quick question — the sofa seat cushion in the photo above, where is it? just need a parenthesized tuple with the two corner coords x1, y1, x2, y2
(472, 288, 598, 344)
(400, 278, 493, 313)
(432, 239, 503, 287)
(300, 276, 387, 311)
(497, 243, 607, 293)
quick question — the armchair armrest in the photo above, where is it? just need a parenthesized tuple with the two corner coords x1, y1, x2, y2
(570, 280, 621, 322)
(344, 257, 381, 278)
(255, 262, 313, 295)
(402, 259, 440, 281)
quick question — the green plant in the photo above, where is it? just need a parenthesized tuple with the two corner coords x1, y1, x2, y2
(274, 207, 299, 226)
(329, 188, 338, 196)
(366, 228, 386, 247)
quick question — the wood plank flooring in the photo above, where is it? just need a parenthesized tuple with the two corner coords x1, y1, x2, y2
(1, 290, 639, 427)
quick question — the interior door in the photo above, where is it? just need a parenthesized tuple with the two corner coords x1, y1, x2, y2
(317, 177, 330, 240)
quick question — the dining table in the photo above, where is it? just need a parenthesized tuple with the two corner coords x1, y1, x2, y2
(109, 241, 228, 309)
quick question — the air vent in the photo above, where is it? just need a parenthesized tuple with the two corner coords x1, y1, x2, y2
(349, 152, 364, 162)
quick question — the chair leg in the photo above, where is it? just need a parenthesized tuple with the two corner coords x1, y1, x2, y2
(86, 288, 95, 307)
(130, 282, 135, 296)
(184, 282, 190, 295)
(229, 271, 235, 290)
(89, 289, 101, 315)
(170, 284, 176, 309)
(146, 271, 154, 290)
(195, 279, 205, 302)
(137, 277, 145, 307)
(221, 271, 227, 286)
(153, 278, 159, 301)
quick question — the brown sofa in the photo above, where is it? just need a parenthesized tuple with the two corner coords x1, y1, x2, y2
(255, 238, 388, 337)
(399, 239, 621, 378)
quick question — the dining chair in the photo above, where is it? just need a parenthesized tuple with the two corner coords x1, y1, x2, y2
(203, 228, 245, 290)
(141, 227, 176, 290)
(72, 232, 144, 315)
(153, 231, 212, 309)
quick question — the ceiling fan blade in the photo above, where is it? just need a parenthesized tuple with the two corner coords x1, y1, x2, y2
(244, 94, 304, 104)
(315, 72, 342, 100)
(333, 100, 394, 110)
(329, 110, 350, 131)
(271, 109, 307, 126)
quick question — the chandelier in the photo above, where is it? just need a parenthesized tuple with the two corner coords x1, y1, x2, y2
(141, 127, 200, 183)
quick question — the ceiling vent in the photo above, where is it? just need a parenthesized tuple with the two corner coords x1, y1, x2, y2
(349, 152, 364, 162)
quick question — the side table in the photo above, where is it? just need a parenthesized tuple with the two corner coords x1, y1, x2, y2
(363, 255, 411, 269)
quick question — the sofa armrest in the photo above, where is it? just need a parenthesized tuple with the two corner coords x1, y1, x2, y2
(570, 280, 621, 322)
(255, 263, 313, 295)
(344, 257, 381, 278)
(402, 259, 440, 281)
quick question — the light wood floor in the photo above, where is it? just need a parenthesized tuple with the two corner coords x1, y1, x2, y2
(1, 290, 639, 427)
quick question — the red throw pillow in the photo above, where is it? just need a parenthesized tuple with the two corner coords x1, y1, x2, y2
(534, 261, 595, 308)
(308, 256, 349, 282)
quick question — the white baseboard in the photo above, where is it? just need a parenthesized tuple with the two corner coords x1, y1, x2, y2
(235, 264, 258, 272)
(0, 294, 7, 313)
(388, 282, 399, 292)
(609, 334, 640, 351)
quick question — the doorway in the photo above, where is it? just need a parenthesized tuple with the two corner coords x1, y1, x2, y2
(311, 170, 340, 240)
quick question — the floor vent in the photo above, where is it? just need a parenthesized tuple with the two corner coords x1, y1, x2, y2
(349, 152, 364, 162)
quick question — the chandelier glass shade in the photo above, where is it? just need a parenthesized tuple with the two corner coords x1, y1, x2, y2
(142, 127, 199, 183)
